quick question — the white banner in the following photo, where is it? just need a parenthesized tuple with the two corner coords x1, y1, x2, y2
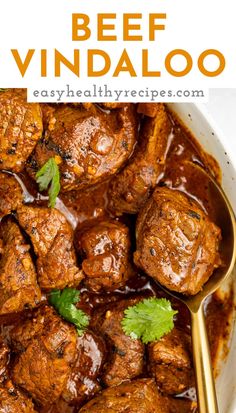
(0, 0, 235, 101)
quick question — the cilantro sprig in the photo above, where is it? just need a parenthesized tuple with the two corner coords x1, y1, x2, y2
(49, 288, 89, 336)
(121, 297, 177, 344)
(36, 157, 60, 208)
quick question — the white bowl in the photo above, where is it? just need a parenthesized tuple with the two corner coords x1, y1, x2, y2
(167, 103, 236, 413)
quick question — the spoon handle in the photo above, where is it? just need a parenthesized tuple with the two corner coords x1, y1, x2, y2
(191, 305, 219, 413)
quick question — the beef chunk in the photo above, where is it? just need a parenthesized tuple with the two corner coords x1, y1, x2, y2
(99, 103, 127, 109)
(75, 220, 133, 292)
(0, 172, 23, 218)
(0, 338, 9, 382)
(148, 328, 194, 394)
(12, 305, 77, 406)
(27, 104, 137, 192)
(62, 331, 106, 405)
(108, 103, 171, 214)
(0, 90, 42, 172)
(134, 187, 221, 295)
(137, 103, 161, 117)
(79, 378, 168, 413)
(166, 396, 197, 413)
(40, 103, 56, 129)
(39, 399, 75, 413)
(17, 206, 83, 290)
(67, 103, 126, 110)
(94, 299, 144, 387)
(10, 305, 49, 353)
(0, 217, 41, 315)
(0, 381, 36, 413)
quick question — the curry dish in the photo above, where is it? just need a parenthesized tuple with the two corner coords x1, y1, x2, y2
(0, 90, 233, 413)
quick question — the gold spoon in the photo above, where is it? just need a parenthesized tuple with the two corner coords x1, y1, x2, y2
(158, 165, 236, 413)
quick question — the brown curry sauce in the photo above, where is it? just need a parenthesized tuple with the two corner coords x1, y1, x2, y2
(0, 104, 233, 413)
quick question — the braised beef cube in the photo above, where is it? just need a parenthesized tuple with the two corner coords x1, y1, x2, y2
(134, 187, 221, 295)
(0, 381, 36, 413)
(137, 103, 161, 117)
(10, 305, 54, 353)
(93, 299, 144, 387)
(108, 103, 171, 214)
(0, 172, 24, 218)
(79, 378, 169, 413)
(75, 220, 133, 292)
(40, 103, 56, 129)
(148, 328, 194, 394)
(17, 206, 83, 290)
(62, 331, 106, 405)
(99, 103, 127, 109)
(0, 90, 42, 172)
(12, 306, 77, 406)
(166, 396, 197, 413)
(27, 104, 137, 192)
(0, 217, 41, 315)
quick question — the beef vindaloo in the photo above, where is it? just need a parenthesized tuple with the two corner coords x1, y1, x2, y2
(0, 90, 233, 413)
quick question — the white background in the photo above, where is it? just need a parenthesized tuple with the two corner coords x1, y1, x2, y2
(0, 0, 236, 100)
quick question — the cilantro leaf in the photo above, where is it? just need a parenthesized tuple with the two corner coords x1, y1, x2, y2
(49, 288, 89, 336)
(36, 157, 61, 208)
(121, 297, 177, 344)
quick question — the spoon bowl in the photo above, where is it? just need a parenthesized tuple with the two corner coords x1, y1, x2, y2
(157, 164, 236, 413)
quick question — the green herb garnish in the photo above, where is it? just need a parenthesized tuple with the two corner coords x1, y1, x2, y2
(49, 288, 89, 336)
(36, 157, 60, 208)
(121, 297, 177, 344)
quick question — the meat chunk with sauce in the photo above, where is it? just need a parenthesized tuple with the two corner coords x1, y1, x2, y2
(108, 103, 171, 214)
(27, 103, 137, 192)
(75, 220, 133, 292)
(61, 331, 106, 405)
(11, 305, 77, 406)
(92, 299, 144, 387)
(0, 90, 42, 172)
(99, 103, 127, 109)
(137, 103, 161, 118)
(16, 206, 83, 290)
(166, 397, 197, 413)
(79, 378, 168, 413)
(148, 328, 194, 394)
(79, 103, 127, 111)
(10, 305, 50, 353)
(0, 217, 41, 315)
(0, 381, 36, 413)
(0, 172, 24, 218)
(134, 187, 221, 295)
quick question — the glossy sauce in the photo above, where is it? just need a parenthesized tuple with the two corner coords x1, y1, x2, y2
(0, 107, 233, 413)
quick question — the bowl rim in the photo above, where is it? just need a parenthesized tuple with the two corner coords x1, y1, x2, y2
(168, 102, 236, 413)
